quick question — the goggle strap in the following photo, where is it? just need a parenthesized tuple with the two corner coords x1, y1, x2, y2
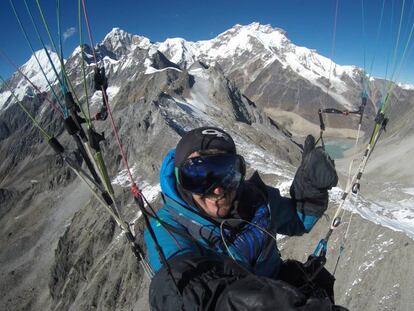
(174, 167, 181, 185)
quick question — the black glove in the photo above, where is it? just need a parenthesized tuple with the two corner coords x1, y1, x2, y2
(149, 252, 348, 311)
(94, 67, 108, 91)
(290, 135, 338, 217)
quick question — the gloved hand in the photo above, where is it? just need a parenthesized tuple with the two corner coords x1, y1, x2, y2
(290, 135, 338, 217)
(150, 252, 348, 311)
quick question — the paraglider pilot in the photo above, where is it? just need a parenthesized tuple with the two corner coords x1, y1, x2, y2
(145, 126, 348, 310)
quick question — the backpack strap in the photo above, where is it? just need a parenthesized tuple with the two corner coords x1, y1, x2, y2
(162, 193, 223, 249)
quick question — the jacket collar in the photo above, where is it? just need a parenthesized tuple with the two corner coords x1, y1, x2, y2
(160, 148, 198, 212)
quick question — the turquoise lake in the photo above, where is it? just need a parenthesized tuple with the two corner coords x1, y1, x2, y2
(324, 138, 355, 159)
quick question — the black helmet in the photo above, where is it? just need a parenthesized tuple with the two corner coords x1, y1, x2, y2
(174, 126, 236, 168)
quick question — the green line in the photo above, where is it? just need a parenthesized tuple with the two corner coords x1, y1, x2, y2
(383, 1, 394, 85)
(389, 0, 406, 83)
(35, 0, 91, 126)
(383, 14, 414, 111)
(35, 0, 62, 74)
(9, 0, 66, 115)
(22, 0, 65, 92)
(377, 0, 414, 118)
(369, 122, 382, 145)
(0, 75, 52, 140)
(389, 20, 414, 88)
(77, 0, 115, 204)
(95, 151, 114, 195)
(57, 0, 64, 62)
(78, 0, 92, 121)
(56, 0, 67, 96)
(361, 0, 367, 73)
(367, 0, 386, 79)
(65, 67, 92, 126)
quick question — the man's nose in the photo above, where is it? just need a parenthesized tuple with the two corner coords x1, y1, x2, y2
(212, 186, 225, 196)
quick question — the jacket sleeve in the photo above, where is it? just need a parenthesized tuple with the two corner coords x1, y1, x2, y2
(149, 252, 348, 311)
(267, 185, 319, 235)
(144, 208, 202, 273)
(248, 171, 319, 235)
(288, 137, 338, 232)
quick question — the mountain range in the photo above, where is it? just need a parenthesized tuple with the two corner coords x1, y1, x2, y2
(0, 22, 413, 311)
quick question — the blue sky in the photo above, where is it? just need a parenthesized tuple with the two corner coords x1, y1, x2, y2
(1, 0, 414, 84)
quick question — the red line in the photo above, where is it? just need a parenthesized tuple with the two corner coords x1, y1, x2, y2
(81, 1, 183, 255)
(81, 0, 98, 64)
(102, 87, 136, 185)
(0, 50, 64, 118)
(80, 0, 139, 192)
(168, 230, 183, 250)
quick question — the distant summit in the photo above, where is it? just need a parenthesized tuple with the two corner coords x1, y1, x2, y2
(0, 50, 61, 108)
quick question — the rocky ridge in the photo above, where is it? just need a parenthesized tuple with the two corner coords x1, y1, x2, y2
(0, 23, 413, 310)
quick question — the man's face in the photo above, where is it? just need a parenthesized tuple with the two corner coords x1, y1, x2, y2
(192, 188, 237, 218)
(187, 151, 237, 218)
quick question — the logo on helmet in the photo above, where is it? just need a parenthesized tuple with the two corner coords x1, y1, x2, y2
(201, 129, 230, 141)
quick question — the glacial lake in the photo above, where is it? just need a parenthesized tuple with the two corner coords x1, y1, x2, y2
(324, 138, 356, 159)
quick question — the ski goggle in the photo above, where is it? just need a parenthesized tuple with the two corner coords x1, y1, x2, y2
(175, 154, 245, 195)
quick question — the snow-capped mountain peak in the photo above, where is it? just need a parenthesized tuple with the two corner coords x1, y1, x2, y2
(215, 22, 289, 49)
(397, 82, 414, 90)
(194, 22, 289, 61)
(0, 49, 61, 109)
(153, 22, 360, 104)
(188, 23, 362, 109)
(157, 37, 197, 67)
(101, 27, 151, 54)
(103, 27, 132, 44)
(22, 50, 61, 75)
(20, 49, 61, 89)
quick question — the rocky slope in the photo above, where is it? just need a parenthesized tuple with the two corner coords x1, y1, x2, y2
(0, 23, 413, 311)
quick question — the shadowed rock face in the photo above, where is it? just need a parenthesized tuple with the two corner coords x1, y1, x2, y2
(0, 23, 413, 311)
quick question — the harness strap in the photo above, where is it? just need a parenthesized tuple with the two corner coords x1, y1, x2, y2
(162, 195, 223, 249)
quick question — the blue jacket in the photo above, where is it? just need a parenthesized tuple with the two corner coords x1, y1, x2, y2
(144, 149, 319, 278)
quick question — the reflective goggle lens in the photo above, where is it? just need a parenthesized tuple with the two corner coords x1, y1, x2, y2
(177, 154, 244, 195)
